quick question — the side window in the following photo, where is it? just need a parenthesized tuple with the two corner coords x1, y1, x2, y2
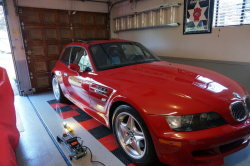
(70, 47, 92, 72)
(60, 47, 72, 65)
(70, 47, 83, 64)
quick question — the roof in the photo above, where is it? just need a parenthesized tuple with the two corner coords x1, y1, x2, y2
(63, 39, 133, 49)
(88, 39, 131, 45)
(77, 39, 132, 45)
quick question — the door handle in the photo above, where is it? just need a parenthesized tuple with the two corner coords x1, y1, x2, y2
(64, 73, 68, 76)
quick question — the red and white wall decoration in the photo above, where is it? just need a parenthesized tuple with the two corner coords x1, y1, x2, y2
(183, 0, 214, 34)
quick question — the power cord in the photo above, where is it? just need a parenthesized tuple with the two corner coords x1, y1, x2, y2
(82, 145, 106, 166)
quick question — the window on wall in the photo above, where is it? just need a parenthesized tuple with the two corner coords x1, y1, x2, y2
(213, 0, 250, 27)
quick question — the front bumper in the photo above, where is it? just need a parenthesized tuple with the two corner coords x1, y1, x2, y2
(144, 115, 250, 166)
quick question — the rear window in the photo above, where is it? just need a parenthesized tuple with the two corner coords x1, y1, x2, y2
(60, 47, 72, 65)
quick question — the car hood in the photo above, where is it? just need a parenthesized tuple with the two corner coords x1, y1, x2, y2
(98, 61, 248, 124)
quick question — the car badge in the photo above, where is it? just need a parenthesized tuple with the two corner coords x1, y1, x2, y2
(233, 92, 242, 99)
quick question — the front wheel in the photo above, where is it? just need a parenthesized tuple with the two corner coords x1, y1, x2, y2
(52, 75, 66, 102)
(112, 105, 157, 165)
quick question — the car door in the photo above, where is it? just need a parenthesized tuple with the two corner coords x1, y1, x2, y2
(63, 46, 92, 108)
(87, 44, 116, 114)
(59, 46, 72, 95)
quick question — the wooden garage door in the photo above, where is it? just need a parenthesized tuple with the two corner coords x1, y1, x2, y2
(19, 7, 109, 93)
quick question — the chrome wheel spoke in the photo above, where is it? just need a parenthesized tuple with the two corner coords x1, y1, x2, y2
(131, 138, 142, 155)
(127, 116, 135, 130)
(125, 138, 131, 145)
(120, 122, 130, 143)
(134, 130, 144, 141)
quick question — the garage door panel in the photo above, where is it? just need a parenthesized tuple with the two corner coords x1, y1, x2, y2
(84, 14, 94, 26)
(26, 11, 40, 24)
(96, 15, 105, 26)
(31, 45, 45, 57)
(72, 14, 83, 25)
(59, 29, 71, 40)
(34, 61, 48, 73)
(97, 29, 106, 39)
(85, 29, 95, 39)
(36, 76, 50, 88)
(47, 44, 60, 56)
(73, 28, 84, 40)
(58, 13, 70, 25)
(29, 29, 43, 41)
(45, 29, 58, 40)
(19, 7, 109, 93)
(43, 12, 56, 24)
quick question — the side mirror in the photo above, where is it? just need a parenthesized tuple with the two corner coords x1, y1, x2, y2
(68, 64, 80, 72)
(85, 67, 92, 72)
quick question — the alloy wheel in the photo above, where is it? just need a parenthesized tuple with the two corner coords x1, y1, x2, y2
(115, 112, 146, 159)
(52, 77, 60, 100)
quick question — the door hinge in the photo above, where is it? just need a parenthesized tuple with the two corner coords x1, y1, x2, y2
(30, 72, 33, 79)
(27, 56, 30, 63)
(20, 90, 25, 96)
(24, 40, 27, 47)
(29, 89, 34, 95)
(26, 50, 35, 55)
(21, 22, 25, 30)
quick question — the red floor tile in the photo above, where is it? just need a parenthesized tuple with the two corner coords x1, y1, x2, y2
(58, 110, 80, 119)
(79, 118, 102, 130)
(98, 134, 119, 151)
(127, 164, 136, 166)
(50, 103, 69, 109)
(69, 104, 79, 110)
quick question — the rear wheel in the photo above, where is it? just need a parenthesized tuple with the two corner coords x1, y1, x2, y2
(52, 75, 66, 102)
(112, 105, 157, 165)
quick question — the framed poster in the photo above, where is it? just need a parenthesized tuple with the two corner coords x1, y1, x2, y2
(183, 0, 214, 35)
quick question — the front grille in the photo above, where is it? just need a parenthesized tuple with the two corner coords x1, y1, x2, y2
(230, 101, 248, 122)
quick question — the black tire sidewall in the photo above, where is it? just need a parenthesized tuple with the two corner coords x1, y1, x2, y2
(112, 105, 156, 165)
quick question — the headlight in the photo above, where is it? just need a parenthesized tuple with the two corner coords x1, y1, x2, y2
(244, 96, 250, 116)
(165, 112, 227, 132)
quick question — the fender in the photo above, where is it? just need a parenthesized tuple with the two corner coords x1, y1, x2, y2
(106, 94, 147, 128)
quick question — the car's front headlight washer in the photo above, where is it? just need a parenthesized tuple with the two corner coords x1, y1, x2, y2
(165, 112, 227, 132)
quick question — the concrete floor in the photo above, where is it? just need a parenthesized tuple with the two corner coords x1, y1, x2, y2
(15, 92, 250, 166)
(15, 93, 125, 166)
(15, 96, 67, 166)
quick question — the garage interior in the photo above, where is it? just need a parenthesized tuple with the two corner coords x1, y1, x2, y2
(0, 0, 250, 166)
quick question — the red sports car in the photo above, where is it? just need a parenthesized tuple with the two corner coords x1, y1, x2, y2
(51, 40, 250, 166)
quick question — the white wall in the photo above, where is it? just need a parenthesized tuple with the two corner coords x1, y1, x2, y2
(18, 0, 108, 13)
(111, 0, 250, 63)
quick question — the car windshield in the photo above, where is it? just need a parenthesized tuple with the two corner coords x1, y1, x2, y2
(89, 42, 162, 71)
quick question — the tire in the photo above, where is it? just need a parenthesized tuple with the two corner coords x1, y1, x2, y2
(52, 75, 67, 103)
(112, 105, 157, 166)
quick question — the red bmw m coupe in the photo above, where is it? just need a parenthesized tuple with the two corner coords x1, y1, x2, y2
(52, 40, 250, 166)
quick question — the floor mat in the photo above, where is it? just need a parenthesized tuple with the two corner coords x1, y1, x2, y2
(47, 99, 135, 166)
(47, 99, 167, 166)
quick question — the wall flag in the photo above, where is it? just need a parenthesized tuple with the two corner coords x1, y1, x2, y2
(183, 0, 214, 35)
